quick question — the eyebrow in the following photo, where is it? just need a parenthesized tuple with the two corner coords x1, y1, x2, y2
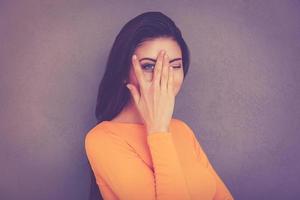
(139, 57, 182, 63)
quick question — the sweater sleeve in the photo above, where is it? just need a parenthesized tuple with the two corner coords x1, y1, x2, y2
(85, 129, 191, 200)
(147, 132, 191, 199)
(180, 122, 235, 200)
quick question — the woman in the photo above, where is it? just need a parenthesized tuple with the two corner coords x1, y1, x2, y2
(85, 11, 234, 200)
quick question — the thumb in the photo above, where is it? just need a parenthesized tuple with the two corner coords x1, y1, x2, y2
(126, 84, 140, 105)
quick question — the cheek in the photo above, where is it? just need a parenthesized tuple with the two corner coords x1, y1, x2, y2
(128, 67, 141, 93)
(129, 66, 137, 84)
(172, 70, 184, 94)
(143, 72, 153, 82)
(173, 71, 183, 86)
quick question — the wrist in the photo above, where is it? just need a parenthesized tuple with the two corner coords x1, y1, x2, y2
(147, 126, 169, 134)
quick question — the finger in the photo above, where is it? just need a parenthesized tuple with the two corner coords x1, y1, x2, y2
(167, 63, 174, 94)
(126, 84, 140, 106)
(153, 50, 165, 87)
(132, 54, 146, 89)
(160, 53, 169, 91)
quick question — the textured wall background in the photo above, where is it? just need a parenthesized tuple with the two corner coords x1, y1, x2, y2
(1, 0, 299, 199)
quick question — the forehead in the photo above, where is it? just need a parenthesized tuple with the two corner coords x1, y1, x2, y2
(134, 37, 182, 59)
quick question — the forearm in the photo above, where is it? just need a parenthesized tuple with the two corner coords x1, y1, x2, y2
(147, 131, 191, 200)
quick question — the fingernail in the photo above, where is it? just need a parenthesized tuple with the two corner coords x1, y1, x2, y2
(132, 54, 137, 60)
(161, 50, 165, 55)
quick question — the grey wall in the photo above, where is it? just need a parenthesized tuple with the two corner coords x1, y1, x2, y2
(1, 0, 299, 199)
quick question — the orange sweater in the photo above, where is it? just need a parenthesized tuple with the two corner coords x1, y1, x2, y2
(85, 118, 234, 200)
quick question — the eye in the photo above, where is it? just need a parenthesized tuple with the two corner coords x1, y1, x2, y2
(141, 63, 155, 71)
(171, 64, 182, 68)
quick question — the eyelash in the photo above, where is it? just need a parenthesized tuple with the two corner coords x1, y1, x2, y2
(141, 63, 182, 71)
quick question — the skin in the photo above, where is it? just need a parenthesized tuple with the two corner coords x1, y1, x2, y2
(112, 37, 184, 131)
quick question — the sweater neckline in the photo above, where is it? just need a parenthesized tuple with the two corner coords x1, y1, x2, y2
(100, 118, 178, 136)
(102, 120, 145, 126)
(101, 118, 176, 128)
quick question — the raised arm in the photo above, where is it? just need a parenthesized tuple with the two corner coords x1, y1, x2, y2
(181, 121, 235, 200)
(85, 129, 191, 200)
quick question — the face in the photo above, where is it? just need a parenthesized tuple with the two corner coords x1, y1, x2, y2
(128, 37, 184, 97)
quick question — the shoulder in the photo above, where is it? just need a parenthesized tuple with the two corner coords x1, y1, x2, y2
(85, 122, 116, 153)
(172, 118, 207, 156)
(172, 117, 194, 133)
(85, 122, 107, 143)
(171, 117, 197, 140)
(84, 122, 132, 156)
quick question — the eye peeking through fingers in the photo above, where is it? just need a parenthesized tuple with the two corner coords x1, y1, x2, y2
(141, 63, 155, 72)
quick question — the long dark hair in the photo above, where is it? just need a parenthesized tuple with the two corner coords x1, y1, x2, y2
(89, 11, 191, 200)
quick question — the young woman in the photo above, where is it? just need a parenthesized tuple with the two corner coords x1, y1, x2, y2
(85, 11, 234, 200)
